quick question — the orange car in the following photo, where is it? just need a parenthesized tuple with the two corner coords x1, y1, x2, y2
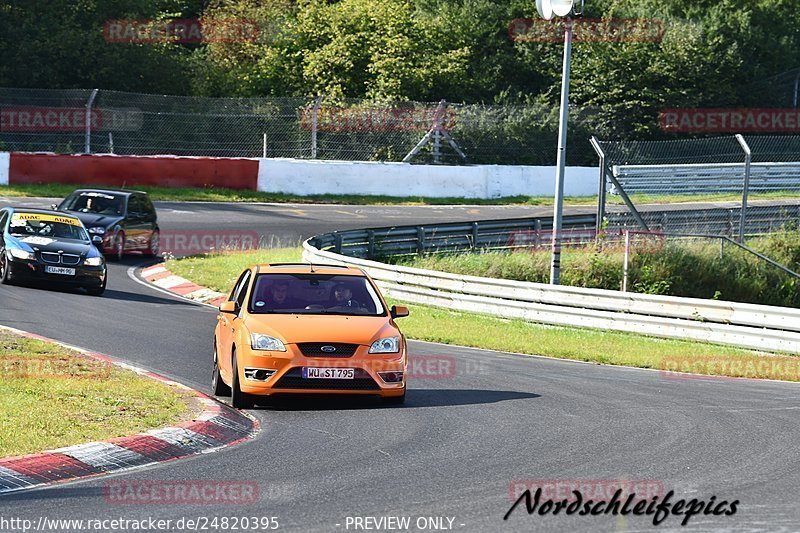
(212, 263, 409, 408)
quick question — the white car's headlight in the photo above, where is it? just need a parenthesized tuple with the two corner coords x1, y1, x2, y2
(87, 227, 106, 235)
(251, 334, 286, 352)
(84, 256, 104, 266)
(369, 336, 400, 354)
(9, 249, 34, 260)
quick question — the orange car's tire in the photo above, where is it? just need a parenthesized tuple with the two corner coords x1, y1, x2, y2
(212, 341, 231, 397)
(231, 351, 254, 409)
(383, 390, 406, 405)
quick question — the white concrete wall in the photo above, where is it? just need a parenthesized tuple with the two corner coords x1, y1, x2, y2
(0, 152, 9, 186)
(257, 158, 598, 198)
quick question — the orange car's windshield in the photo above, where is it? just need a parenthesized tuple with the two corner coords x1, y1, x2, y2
(249, 273, 386, 316)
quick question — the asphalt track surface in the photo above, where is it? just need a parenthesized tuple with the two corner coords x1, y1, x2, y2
(1, 198, 800, 532)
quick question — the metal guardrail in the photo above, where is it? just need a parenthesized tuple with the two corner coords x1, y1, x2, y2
(310, 207, 800, 261)
(304, 218, 800, 354)
(310, 214, 597, 259)
(612, 162, 800, 195)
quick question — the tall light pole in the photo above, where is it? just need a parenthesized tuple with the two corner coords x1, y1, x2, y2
(537, 0, 583, 284)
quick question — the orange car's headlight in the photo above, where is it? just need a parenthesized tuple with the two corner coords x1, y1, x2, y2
(369, 336, 400, 354)
(250, 334, 286, 352)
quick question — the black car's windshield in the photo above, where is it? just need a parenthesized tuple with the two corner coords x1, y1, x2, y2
(9, 213, 89, 241)
(249, 273, 386, 316)
(60, 192, 125, 216)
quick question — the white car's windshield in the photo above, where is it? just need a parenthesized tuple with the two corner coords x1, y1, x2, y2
(9, 213, 89, 241)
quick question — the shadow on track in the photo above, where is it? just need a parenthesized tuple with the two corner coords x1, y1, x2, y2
(251, 389, 540, 411)
(2, 279, 198, 308)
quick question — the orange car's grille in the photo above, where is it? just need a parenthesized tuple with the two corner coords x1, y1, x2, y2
(297, 343, 359, 358)
(273, 368, 381, 390)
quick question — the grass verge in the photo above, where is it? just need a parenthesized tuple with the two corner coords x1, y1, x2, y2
(0, 329, 193, 457)
(166, 248, 798, 381)
(4, 183, 800, 206)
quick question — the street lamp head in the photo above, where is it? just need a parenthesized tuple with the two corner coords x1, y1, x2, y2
(537, 0, 582, 19)
(536, 0, 554, 20)
(551, 0, 575, 17)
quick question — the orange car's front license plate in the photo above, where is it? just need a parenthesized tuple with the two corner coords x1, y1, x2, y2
(302, 367, 355, 379)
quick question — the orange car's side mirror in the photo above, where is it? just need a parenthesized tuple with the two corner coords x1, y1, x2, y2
(390, 305, 409, 319)
(219, 301, 238, 314)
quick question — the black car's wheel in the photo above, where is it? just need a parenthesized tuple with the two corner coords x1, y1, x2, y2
(212, 341, 231, 397)
(145, 229, 160, 258)
(85, 274, 106, 296)
(0, 251, 14, 285)
(383, 390, 406, 405)
(231, 350, 254, 409)
(109, 232, 124, 262)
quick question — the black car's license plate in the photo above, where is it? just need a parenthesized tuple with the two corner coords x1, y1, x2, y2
(45, 266, 76, 276)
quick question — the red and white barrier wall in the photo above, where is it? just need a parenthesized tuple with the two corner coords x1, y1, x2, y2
(5, 153, 258, 190)
(0, 152, 598, 198)
(257, 158, 597, 198)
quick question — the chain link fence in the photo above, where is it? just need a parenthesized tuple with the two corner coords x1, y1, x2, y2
(593, 135, 800, 239)
(0, 87, 601, 165)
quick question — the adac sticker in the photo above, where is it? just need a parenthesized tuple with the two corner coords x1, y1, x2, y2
(11, 213, 82, 226)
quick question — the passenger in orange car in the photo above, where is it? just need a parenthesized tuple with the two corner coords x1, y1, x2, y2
(331, 283, 361, 309)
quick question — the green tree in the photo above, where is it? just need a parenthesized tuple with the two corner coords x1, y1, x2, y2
(0, 0, 201, 93)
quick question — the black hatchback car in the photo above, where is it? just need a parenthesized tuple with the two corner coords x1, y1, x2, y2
(0, 207, 107, 295)
(55, 189, 160, 260)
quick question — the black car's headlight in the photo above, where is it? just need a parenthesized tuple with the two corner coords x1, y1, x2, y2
(84, 257, 104, 266)
(87, 227, 107, 235)
(8, 249, 35, 260)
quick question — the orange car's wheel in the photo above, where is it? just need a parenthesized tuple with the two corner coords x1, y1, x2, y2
(231, 350, 254, 409)
(212, 341, 231, 397)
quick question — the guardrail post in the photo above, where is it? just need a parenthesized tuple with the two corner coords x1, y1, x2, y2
(534, 219, 542, 249)
(367, 230, 375, 259)
(622, 230, 630, 292)
(333, 232, 343, 254)
(727, 209, 735, 237)
(417, 227, 425, 255)
(735, 134, 752, 242)
(471, 222, 479, 252)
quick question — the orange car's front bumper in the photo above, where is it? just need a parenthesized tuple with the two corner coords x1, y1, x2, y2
(237, 343, 407, 397)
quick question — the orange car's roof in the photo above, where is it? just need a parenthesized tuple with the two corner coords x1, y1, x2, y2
(252, 263, 366, 276)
